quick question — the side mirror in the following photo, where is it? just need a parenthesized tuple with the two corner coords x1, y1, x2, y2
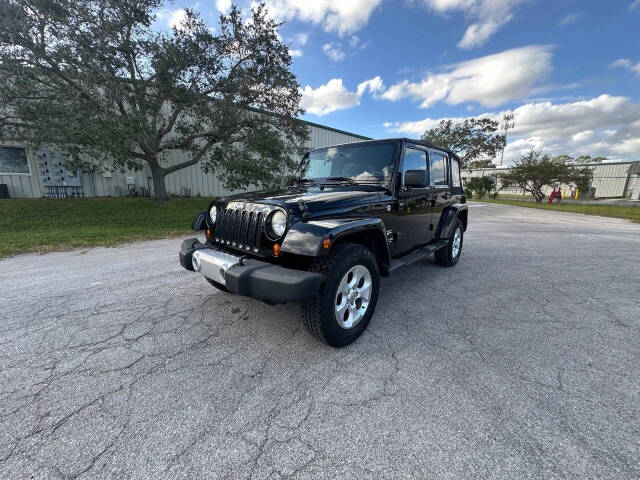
(404, 170, 427, 188)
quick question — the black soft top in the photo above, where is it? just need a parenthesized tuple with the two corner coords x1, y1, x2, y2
(398, 138, 461, 162)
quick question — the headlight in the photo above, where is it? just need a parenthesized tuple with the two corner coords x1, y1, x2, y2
(209, 205, 217, 224)
(270, 210, 287, 238)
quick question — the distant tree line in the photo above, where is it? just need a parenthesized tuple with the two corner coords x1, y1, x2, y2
(423, 118, 599, 202)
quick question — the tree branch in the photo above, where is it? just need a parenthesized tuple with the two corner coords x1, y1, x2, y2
(163, 139, 215, 175)
(159, 105, 182, 139)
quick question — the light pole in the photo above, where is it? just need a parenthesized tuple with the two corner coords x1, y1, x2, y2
(499, 113, 515, 167)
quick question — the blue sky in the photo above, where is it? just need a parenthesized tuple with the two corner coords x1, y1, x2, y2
(157, 0, 640, 163)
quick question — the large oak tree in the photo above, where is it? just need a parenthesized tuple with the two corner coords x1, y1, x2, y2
(0, 0, 309, 200)
(422, 118, 506, 169)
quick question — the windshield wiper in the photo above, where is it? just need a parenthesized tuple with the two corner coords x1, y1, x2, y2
(324, 176, 358, 184)
(294, 176, 357, 186)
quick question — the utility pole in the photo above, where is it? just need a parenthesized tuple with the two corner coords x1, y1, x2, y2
(499, 113, 515, 166)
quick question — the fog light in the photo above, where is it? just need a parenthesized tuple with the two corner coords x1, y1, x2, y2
(272, 243, 281, 257)
(192, 251, 201, 271)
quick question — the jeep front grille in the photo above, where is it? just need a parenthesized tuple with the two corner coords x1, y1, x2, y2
(214, 208, 264, 252)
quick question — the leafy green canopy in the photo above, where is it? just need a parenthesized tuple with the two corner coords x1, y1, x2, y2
(499, 151, 594, 203)
(465, 176, 497, 198)
(422, 118, 506, 168)
(0, 0, 309, 199)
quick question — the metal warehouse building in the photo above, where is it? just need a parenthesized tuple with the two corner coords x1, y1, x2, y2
(0, 120, 369, 199)
(463, 161, 640, 200)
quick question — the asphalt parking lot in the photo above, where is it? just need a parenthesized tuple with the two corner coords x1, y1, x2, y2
(1, 202, 639, 479)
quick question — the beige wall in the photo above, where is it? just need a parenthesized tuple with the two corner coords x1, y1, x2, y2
(462, 162, 639, 198)
(1, 125, 368, 198)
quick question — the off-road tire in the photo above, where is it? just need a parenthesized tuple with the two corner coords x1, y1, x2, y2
(434, 219, 463, 267)
(206, 277, 229, 293)
(302, 242, 380, 347)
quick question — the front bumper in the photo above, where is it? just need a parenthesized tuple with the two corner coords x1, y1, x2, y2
(179, 238, 324, 303)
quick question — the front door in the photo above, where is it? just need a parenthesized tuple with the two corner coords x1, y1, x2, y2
(391, 146, 431, 255)
(427, 150, 453, 238)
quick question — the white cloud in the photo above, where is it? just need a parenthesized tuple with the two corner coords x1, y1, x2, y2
(557, 12, 582, 27)
(357, 76, 385, 96)
(323, 42, 346, 61)
(262, 0, 383, 35)
(380, 45, 553, 108)
(286, 33, 308, 58)
(301, 76, 384, 116)
(349, 35, 360, 47)
(419, 0, 530, 49)
(384, 95, 640, 162)
(293, 32, 309, 46)
(167, 9, 188, 29)
(612, 58, 632, 69)
(216, 0, 232, 13)
(630, 0, 640, 11)
(300, 79, 360, 115)
(611, 58, 640, 76)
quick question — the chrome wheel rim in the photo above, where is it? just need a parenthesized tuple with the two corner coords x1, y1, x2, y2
(452, 228, 462, 258)
(334, 265, 372, 329)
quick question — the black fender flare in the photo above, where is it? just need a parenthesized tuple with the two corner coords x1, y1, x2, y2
(435, 203, 468, 239)
(281, 215, 391, 269)
(191, 211, 208, 231)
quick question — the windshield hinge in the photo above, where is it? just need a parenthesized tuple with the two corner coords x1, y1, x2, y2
(298, 199, 310, 221)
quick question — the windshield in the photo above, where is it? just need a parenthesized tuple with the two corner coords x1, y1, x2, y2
(303, 142, 397, 186)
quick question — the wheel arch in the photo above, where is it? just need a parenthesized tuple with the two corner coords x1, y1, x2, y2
(281, 216, 391, 276)
(458, 208, 468, 232)
(435, 203, 468, 239)
(330, 228, 391, 277)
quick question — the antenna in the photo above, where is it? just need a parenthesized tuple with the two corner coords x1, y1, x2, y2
(499, 113, 515, 166)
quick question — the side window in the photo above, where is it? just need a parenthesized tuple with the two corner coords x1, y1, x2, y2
(451, 159, 461, 187)
(430, 152, 448, 186)
(402, 148, 428, 187)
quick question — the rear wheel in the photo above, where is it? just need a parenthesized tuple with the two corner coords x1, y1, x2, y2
(434, 220, 463, 267)
(302, 243, 379, 347)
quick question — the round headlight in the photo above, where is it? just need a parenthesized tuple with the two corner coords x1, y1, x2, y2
(209, 205, 217, 224)
(270, 210, 287, 237)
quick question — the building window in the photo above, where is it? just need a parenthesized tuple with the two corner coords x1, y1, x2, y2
(0, 147, 30, 174)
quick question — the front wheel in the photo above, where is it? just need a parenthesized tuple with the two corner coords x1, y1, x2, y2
(434, 220, 464, 267)
(302, 243, 380, 347)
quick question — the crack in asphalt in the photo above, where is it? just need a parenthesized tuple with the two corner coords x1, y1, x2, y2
(1, 206, 640, 479)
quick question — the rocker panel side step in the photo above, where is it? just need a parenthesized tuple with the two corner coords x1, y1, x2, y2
(388, 240, 449, 272)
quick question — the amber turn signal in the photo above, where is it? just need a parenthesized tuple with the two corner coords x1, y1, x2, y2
(272, 243, 281, 257)
(206, 229, 211, 238)
(322, 238, 331, 249)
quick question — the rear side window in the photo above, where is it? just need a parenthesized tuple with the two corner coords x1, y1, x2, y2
(451, 159, 461, 187)
(430, 152, 448, 186)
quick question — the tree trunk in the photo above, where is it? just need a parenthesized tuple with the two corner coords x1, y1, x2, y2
(149, 162, 168, 201)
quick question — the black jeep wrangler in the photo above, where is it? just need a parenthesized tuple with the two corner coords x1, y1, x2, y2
(180, 138, 467, 347)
